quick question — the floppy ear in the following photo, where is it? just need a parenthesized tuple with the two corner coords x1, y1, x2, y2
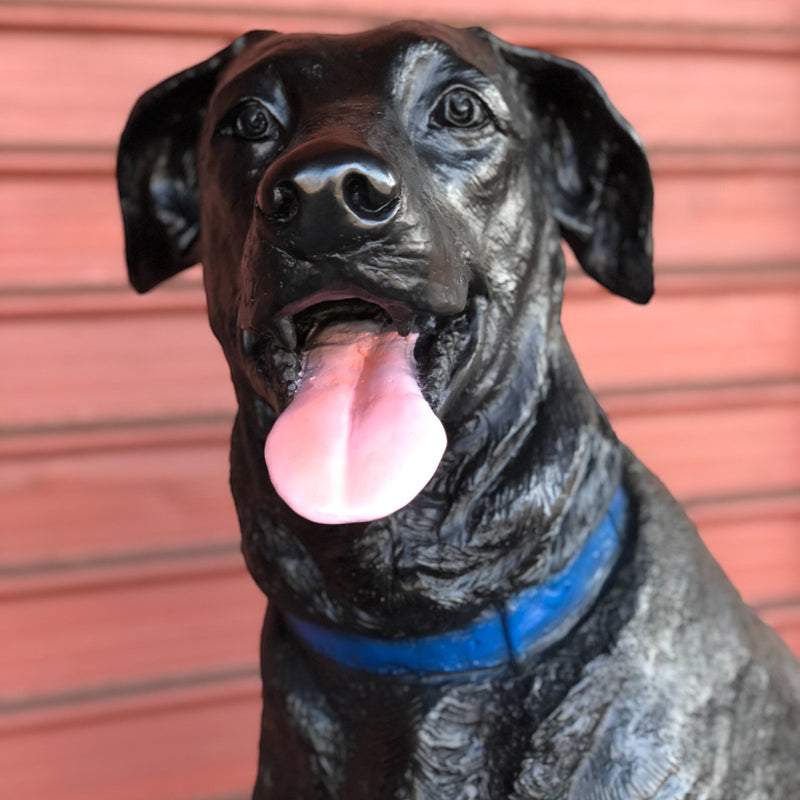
(117, 33, 259, 293)
(487, 35, 654, 303)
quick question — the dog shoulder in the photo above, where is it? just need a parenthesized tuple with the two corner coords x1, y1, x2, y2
(508, 454, 800, 799)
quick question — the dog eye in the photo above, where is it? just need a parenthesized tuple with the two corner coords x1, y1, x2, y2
(220, 99, 280, 142)
(431, 87, 491, 130)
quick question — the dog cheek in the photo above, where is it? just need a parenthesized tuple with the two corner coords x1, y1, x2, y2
(460, 156, 538, 290)
(197, 243, 265, 403)
(425, 246, 471, 313)
(199, 146, 261, 261)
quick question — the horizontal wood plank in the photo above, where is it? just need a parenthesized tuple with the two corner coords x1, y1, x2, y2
(0, 677, 260, 800)
(0, 436, 236, 566)
(563, 278, 800, 390)
(2, 30, 799, 149)
(1, 31, 231, 148)
(1, 557, 263, 701)
(2, 400, 798, 582)
(5, 0, 800, 37)
(611, 401, 799, 501)
(0, 173, 127, 288)
(2, 276, 797, 429)
(551, 47, 800, 150)
(691, 496, 800, 605)
(2, 499, 796, 702)
(0, 2, 370, 39)
(650, 169, 800, 268)
(760, 604, 800, 657)
(1, 604, 795, 800)
(1, 516, 796, 705)
(3, 167, 799, 290)
(0, 308, 235, 428)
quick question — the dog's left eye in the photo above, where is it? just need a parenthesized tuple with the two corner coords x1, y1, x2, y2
(219, 99, 280, 142)
(431, 87, 491, 130)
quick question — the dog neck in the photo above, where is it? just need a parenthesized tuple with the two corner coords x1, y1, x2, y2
(233, 320, 625, 638)
(283, 486, 627, 675)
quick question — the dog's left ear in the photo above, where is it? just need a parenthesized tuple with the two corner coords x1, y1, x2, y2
(486, 34, 654, 303)
(117, 33, 264, 293)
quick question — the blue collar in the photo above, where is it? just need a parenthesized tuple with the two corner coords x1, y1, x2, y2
(285, 487, 628, 676)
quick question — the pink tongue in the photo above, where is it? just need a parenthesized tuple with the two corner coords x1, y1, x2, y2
(264, 320, 447, 524)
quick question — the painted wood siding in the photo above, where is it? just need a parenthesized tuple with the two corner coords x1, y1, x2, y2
(1, 2, 798, 798)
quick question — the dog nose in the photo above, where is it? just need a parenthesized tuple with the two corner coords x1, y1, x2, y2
(272, 160, 399, 225)
(258, 142, 400, 254)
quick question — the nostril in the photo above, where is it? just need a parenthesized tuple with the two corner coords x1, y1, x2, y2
(268, 181, 300, 224)
(343, 172, 399, 222)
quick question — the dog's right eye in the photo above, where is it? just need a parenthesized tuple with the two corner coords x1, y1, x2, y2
(430, 87, 492, 131)
(218, 99, 280, 142)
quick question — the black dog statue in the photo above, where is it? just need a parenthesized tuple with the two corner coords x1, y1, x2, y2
(118, 22, 800, 799)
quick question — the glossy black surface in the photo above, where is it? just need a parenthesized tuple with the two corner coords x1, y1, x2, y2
(118, 22, 800, 799)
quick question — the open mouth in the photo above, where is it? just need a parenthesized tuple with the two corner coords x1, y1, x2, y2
(294, 297, 396, 351)
(242, 291, 478, 524)
(244, 292, 476, 410)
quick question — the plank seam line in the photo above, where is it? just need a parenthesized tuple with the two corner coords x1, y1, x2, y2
(2, 1, 799, 40)
(0, 280, 204, 296)
(5, 145, 800, 176)
(596, 377, 800, 416)
(682, 486, 800, 510)
(193, 795, 249, 800)
(756, 594, 800, 612)
(595, 375, 800, 398)
(0, 376, 796, 444)
(2, 376, 798, 454)
(0, 603, 796, 719)
(0, 540, 240, 580)
(0, 556, 248, 601)
(0, 411, 234, 439)
(2, 488, 797, 585)
(684, 486, 800, 509)
(0, 662, 260, 716)
(1, 261, 797, 317)
(0, 261, 797, 301)
(194, 795, 249, 800)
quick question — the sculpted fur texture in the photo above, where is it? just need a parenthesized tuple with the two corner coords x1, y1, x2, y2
(118, 22, 800, 799)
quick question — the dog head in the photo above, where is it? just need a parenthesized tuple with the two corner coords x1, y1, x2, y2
(119, 22, 653, 628)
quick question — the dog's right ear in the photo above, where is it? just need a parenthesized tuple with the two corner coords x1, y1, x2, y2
(117, 33, 260, 293)
(483, 33, 654, 304)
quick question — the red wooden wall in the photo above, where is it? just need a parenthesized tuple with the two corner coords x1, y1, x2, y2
(1, 2, 798, 798)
